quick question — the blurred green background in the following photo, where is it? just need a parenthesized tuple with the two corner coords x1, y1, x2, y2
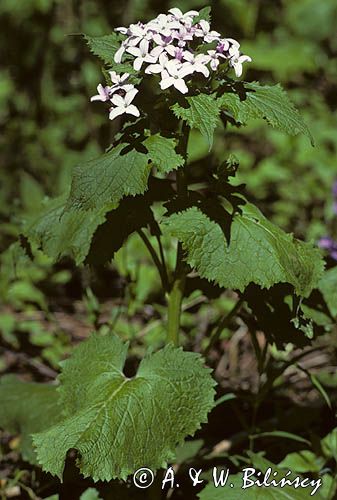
(1, 0, 337, 363)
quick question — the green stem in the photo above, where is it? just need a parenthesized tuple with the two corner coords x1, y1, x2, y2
(166, 121, 190, 346)
(167, 272, 186, 347)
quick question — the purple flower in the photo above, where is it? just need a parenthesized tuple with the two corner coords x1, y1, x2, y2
(318, 237, 337, 261)
(90, 84, 113, 102)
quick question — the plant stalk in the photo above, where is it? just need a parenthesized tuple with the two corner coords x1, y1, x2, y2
(166, 121, 190, 346)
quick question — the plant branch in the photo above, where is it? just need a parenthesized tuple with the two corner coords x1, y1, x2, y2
(137, 228, 169, 291)
(204, 297, 244, 357)
(166, 121, 190, 346)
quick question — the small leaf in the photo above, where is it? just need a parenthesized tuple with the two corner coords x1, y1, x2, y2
(171, 94, 221, 150)
(85, 33, 122, 65)
(193, 7, 211, 24)
(250, 431, 310, 446)
(321, 428, 337, 462)
(80, 488, 102, 500)
(220, 82, 313, 144)
(278, 450, 325, 473)
(144, 134, 184, 174)
(164, 204, 324, 296)
(33, 334, 216, 481)
(0, 375, 61, 464)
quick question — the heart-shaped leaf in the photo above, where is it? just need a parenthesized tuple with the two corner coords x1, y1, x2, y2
(33, 334, 216, 481)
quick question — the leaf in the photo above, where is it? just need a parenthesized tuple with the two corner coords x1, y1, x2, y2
(80, 488, 102, 500)
(67, 138, 182, 213)
(33, 334, 216, 481)
(24, 196, 107, 265)
(220, 83, 313, 144)
(171, 94, 221, 150)
(24, 137, 180, 265)
(144, 134, 184, 174)
(322, 427, 337, 462)
(84, 33, 122, 65)
(250, 431, 311, 446)
(193, 6, 212, 24)
(318, 266, 337, 317)
(0, 375, 61, 464)
(278, 450, 325, 473)
(164, 204, 324, 296)
(66, 145, 151, 212)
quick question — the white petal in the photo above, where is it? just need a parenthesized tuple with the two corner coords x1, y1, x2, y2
(186, 10, 199, 17)
(126, 104, 140, 117)
(111, 94, 125, 107)
(133, 57, 143, 71)
(195, 64, 209, 78)
(109, 107, 125, 120)
(114, 45, 125, 63)
(174, 78, 188, 94)
(126, 46, 141, 57)
(239, 55, 252, 64)
(120, 73, 130, 82)
(183, 51, 194, 62)
(160, 77, 174, 90)
(125, 87, 138, 105)
(145, 64, 163, 74)
(150, 45, 164, 60)
(139, 39, 149, 55)
(90, 95, 103, 102)
(168, 8, 183, 18)
(109, 71, 118, 83)
(179, 64, 193, 79)
(166, 60, 180, 76)
(227, 38, 240, 49)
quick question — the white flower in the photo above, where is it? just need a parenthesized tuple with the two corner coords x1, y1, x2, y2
(180, 52, 210, 78)
(145, 53, 170, 77)
(229, 53, 252, 77)
(207, 50, 225, 71)
(109, 71, 129, 84)
(165, 45, 185, 62)
(195, 20, 220, 43)
(226, 38, 240, 49)
(109, 88, 140, 120)
(168, 8, 199, 22)
(160, 60, 188, 94)
(172, 26, 194, 47)
(126, 39, 156, 71)
(90, 84, 112, 102)
(148, 14, 181, 37)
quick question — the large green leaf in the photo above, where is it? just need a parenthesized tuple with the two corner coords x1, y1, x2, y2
(24, 196, 107, 265)
(0, 375, 61, 464)
(164, 204, 324, 296)
(24, 137, 181, 264)
(171, 94, 221, 150)
(67, 137, 182, 213)
(33, 334, 216, 481)
(220, 83, 313, 144)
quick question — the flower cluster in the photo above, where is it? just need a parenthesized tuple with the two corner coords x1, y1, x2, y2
(91, 8, 251, 121)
